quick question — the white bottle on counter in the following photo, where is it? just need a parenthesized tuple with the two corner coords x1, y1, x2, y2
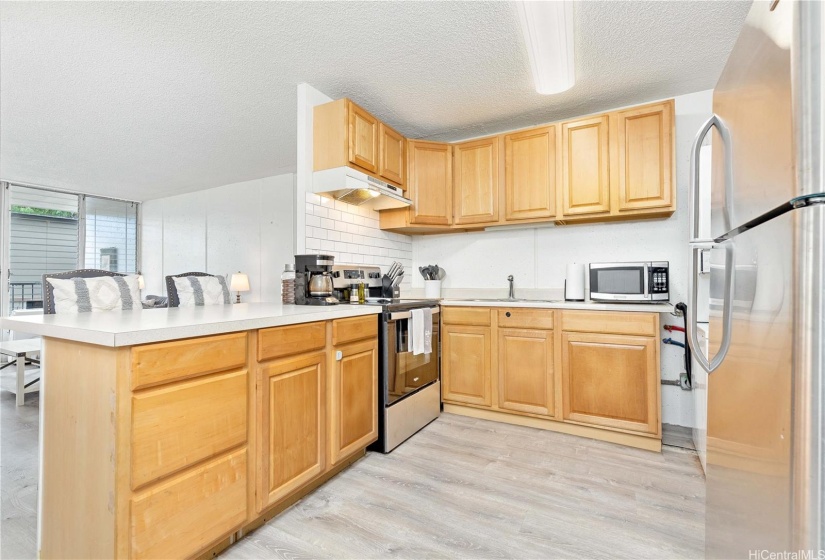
(281, 264, 296, 304)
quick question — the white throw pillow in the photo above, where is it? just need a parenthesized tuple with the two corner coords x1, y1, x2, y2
(172, 276, 230, 307)
(47, 274, 142, 314)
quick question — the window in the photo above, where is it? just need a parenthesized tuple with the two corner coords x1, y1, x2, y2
(1, 183, 140, 314)
(84, 197, 138, 273)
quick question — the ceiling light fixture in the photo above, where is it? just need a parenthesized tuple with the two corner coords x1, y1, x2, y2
(515, 0, 576, 95)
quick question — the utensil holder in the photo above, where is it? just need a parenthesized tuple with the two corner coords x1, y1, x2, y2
(424, 280, 442, 299)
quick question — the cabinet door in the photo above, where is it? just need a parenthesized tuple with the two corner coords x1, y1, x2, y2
(561, 115, 610, 217)
(454, 137, 499, 225)
(498, 329, 555, 417)
(615, 101, 674, 212)
(442, 325, 492, 406)
(504, 126, 556, 221)
(408, 140, 453, 226)
(561, 332, 659, 435)
(258, 352, 325, 511)
(348, 101, 379, 173)
(329, 339, 378, 465)
(379, 123, 406, 187)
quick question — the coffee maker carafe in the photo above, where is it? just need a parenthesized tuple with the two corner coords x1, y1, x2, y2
(294, 254, 339, 305)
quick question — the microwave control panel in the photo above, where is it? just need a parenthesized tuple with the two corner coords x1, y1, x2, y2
(649, 266, 669, 294)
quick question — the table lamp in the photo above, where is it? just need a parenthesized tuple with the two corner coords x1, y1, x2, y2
(230, 272, 250, 303)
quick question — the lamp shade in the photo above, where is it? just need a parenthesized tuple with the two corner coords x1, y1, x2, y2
(230, 272, 250, 292)
(137, 274, 145, 290)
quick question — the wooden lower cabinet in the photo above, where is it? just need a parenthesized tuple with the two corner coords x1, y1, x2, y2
(441, 307, 662, 450)
(441, 324, 492, 406)
(498, 328, 554, 417)
(130, 449, 248, 560)
(39, 318, 381, 560)
(561, 331, 659, 435)
(257, 351, 325, 511)
(329, 339, 379, 465)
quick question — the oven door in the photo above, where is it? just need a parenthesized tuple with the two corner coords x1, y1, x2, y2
(385, 308, 440, 406)
(589, 263, 649, 301)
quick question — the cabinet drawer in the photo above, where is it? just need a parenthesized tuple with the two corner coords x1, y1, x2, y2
(131, 333, 247, 390)
(442, 307, 491, 327)
(497, 308, 554, 330)
(332, 315, 378, 346)
(130, 448, 247, 560)
(258, 321, 326, 362)
(561, 310, 657, 337)
(131, 370, 247, 489)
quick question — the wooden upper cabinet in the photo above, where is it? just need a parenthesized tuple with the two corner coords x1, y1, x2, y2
(615, 101, 674, 212)
(348, 101, 379, 173)
(504, 126, 557, 220)
(561, 115, 611, 217)
(454, 136, 500, 225)
(408, 140, 453, 226)
(314, 98, 406, 188)
(379, 123, 406, 186)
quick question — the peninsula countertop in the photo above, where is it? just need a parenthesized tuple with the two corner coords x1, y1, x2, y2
(0, 303, 382, 347)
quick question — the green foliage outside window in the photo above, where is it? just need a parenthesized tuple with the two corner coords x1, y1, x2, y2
(11, 205, 78, 219)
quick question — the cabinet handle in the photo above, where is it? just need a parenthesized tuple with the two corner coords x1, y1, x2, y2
(505, 312, 511, 317)
(335, 350, 343, 361)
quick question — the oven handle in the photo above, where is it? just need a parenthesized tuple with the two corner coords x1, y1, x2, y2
(388, 307, 440, 322)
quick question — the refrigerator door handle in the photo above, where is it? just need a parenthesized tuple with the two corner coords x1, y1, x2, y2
(688, 242, 736, 373)
(689, 114, 734, 243)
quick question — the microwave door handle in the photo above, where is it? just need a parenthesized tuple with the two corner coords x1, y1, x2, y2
(643, 263, 649, 298)
(688, 242, 735, 373)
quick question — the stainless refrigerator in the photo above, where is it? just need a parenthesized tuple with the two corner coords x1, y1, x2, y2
(687, 1, 824, 558)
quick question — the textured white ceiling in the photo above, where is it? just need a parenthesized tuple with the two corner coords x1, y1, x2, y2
(0, 1, 750, 201)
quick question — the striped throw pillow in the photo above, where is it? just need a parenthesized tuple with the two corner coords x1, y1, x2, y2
(47, 275, 142, 314)
(172, 276, 231, 307)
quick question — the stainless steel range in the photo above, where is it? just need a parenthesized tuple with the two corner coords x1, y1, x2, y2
(332, 264, 441, 453)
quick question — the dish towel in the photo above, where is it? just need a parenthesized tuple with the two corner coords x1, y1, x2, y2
(411, 308, 433, 356)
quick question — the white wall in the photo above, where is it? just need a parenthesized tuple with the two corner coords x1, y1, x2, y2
(296, 84, 413, 287)
(412, 89, 714, 427)
(141, 174, 295, 302)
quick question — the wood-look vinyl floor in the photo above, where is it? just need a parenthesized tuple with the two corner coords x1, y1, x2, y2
(0, 386, 705, 560)
(226, 414, 705, 560)
(1, 389, 39, 560)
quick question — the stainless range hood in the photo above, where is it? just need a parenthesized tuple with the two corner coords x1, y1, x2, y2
(312, 167, 412, 211)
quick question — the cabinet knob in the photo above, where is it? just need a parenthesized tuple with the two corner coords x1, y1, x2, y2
(506, 312, 511, 318)
(335, 350, 343, 361)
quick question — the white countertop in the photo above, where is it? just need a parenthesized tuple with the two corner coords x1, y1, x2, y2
(0, 303, 382, 347)
(439, 299, 675, 313)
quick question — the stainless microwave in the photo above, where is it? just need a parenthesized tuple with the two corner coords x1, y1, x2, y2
(589, 262, 669, 303)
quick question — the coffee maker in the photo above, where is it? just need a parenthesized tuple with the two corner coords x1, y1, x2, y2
(294, 254, 338, 305)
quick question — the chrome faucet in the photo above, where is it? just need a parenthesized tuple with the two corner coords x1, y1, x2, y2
(507, 275, 516, 300)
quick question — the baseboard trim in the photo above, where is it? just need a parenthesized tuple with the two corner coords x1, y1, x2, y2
(443, 404, 662, 453)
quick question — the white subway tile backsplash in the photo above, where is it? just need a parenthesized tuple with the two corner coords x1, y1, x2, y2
(302, 194, 412, 290)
